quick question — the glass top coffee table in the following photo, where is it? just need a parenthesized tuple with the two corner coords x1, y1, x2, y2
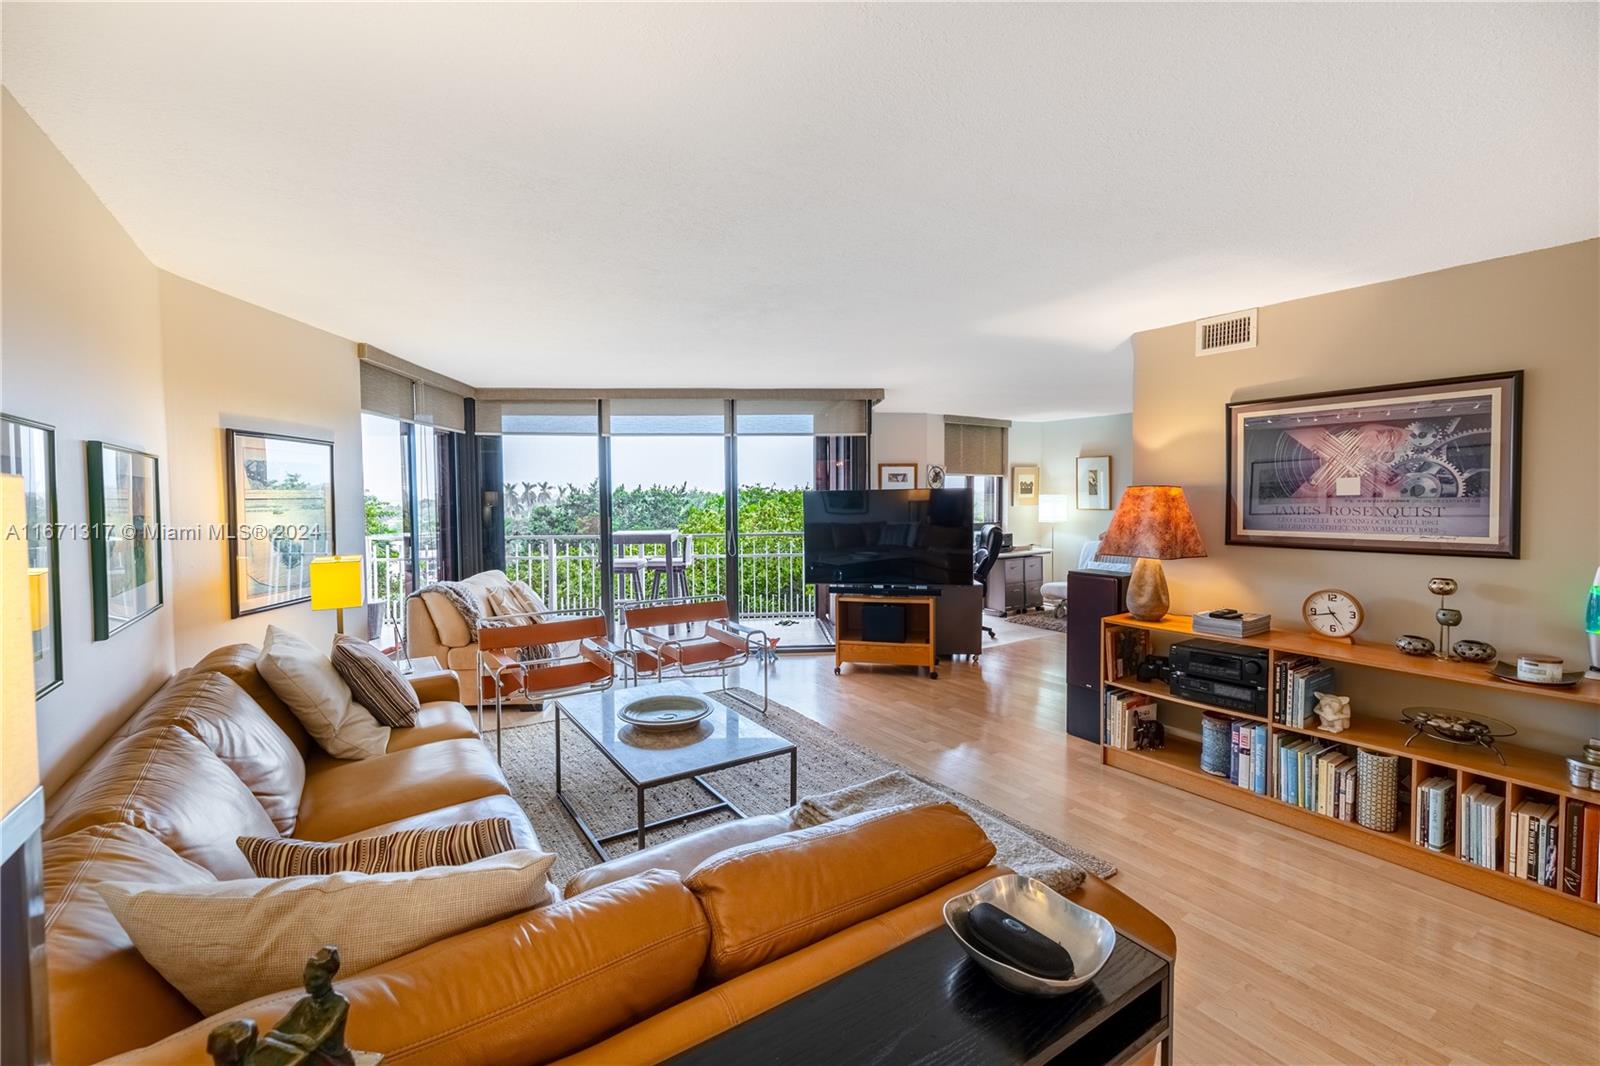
(554, 681, 798, 861)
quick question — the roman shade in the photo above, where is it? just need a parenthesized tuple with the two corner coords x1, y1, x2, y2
(475, 400, 601, 436)
(357, 346, 470, 433)
(604, 398, 731, 435)
(733, 399, 870, 436)
(943, 417, 1008, 477)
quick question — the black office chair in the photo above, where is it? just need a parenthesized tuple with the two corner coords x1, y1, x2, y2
(973, 523, 1003, 641)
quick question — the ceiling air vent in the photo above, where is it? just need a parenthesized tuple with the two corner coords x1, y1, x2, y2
(1195, 309, 1258, 356)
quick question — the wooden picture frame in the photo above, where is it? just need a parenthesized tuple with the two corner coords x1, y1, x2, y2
(86, 441, 164, 641)
(1225, 371, 1522, 558)
(226, 429, 337, 617)
(1011, 464, 1040, 505)
(2, 414, 64, 696)
(1076, 456, 1112, 510)
(876, 462, 918, 489)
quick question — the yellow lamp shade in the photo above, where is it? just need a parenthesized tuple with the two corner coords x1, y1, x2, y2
(28, 568, 49, 631)
(309, 555, 365, 611)
(1, 475, 42, 817)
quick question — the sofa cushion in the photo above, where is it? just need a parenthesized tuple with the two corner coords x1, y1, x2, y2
(684, 803, 995, 982)
(565, 812, 795, 898)
(157, 671, 305, 833)
(257, 625, 390, 760)
(384, 701, 479, 751)
(238, 816, 520, 876)
(293, 739, 510, 841)
(111, 869, 709, 1066)
(42, 824, 211, 1065)
(98, 849, 557, 1015)
(331, 634, 421, 727)
(192, 643, 312, 755)
(43, 725, 280, 879)
(330, 794, 540, 851)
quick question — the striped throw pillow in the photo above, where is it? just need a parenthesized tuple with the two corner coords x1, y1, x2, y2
(238, 817, 521, 877)
(330, 634, 420, 727)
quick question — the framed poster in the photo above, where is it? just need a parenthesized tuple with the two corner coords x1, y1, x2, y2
(226, 430, 336, 617)
(1225, 371, 1522, 558)
(2, 414, 63, 695)
(86, 441, 164, 640)
(876, 462, 917, 489)
(1076, 455, 1112, 510)
(1011, 464, 1039, 505)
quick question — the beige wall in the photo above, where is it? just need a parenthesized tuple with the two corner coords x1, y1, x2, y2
(159, 274, 365, 664)
(2, 91, 175, 790)
(1009, 413, 1134, 581)
(1133, 240, 1599, 751)
(870, 411, 944, 484)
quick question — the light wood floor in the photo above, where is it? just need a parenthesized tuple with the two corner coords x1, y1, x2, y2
(718, 628, 1599, 1066)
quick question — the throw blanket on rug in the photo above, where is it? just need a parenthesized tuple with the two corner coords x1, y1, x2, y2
(792, 771, 1087, 895)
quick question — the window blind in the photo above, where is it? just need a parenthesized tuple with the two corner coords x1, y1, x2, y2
(358, 356, 467, 433)
(733, 399, 870, 436)
(943, 419, 1008, 476)
(476, 400, 600, 436)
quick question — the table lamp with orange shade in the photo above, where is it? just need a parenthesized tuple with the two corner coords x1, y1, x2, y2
(1095, 485, 1207, 621)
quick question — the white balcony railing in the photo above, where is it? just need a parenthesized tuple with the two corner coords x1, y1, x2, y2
(364, 530, 813, 626)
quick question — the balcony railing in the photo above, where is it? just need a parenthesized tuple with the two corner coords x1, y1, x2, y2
(364, 529, 814, 628)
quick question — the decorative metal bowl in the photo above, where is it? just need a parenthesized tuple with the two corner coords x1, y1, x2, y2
(1451, 639, 1497, 663)
(1395, 634, 1436, 657)
(618, 694, 714, 732)
(942, 874, 1116, 997)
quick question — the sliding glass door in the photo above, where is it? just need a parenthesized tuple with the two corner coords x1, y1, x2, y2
(499, 403, 603, 612)
(361, 412, 456, 644)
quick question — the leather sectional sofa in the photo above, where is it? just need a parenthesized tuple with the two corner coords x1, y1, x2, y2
(43, 641, 1174, 1064)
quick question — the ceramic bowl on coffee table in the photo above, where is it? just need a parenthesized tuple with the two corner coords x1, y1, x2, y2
(618, 692, 714, 732)
(943, 873, 1116, 996)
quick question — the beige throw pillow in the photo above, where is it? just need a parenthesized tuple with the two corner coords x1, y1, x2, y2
(256, 626, 390, 759)
(98, 849, 557, 1014)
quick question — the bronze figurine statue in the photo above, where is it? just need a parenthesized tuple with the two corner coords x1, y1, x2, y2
(207, 947, 358, 1066)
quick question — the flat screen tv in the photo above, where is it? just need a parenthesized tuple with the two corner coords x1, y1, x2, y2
(802, 488, 974, 588)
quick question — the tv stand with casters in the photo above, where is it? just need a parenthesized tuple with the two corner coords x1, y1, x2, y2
(833, 593, 938, 679)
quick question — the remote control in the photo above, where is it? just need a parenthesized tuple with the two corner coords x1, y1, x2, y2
(961, 902, 1076, 980)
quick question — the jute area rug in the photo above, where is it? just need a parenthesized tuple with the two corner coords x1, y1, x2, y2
(494, 688, 1116, 892)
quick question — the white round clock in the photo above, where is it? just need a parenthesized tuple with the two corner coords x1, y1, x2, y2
(1303, 588, 1365, 641)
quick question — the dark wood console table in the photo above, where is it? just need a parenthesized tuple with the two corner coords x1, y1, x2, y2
(667, 926, 1172, 1066)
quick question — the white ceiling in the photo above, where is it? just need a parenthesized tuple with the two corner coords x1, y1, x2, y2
(4, 3, 1595, 420)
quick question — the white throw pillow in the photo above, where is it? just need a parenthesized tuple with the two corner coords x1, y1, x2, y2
(97, 848, 557, 1014)
(256, 625, 390, 759)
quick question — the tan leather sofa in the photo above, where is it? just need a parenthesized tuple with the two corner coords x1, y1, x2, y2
(406, 569, 532, 705)
(45, 642, 1175, 1065)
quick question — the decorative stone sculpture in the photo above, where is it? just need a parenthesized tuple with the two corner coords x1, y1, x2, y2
(208, 947, 360, 1066)
(1313, 693, 1353, 734)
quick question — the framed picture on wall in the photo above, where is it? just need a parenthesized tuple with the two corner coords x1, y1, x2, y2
(1011, 464, 1040, 505)
(876, 462, 917, 489)
(2, 414, 63, 696)
(86, 441, 164, 640)
(226, 430, 336, 617)
(1076, 455, 1112, 510)
(1225, 371, 1523, 557)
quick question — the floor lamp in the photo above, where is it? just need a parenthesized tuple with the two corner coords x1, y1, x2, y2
(2, 474, 49, 1065)
(1038, 494, 1071, 581)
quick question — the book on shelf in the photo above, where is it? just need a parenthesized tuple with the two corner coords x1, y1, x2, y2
(1414, 777, 1455, 851)
(1458, 784, 1504, 871)
(1225, 719, 1268, 795)
(1580, 804, 1599, 903)
(1509, 800, 1559, 888)
(1192, 610, 1272, 638)
(1103, 687, 1156, 750)
(1271, 656, 1335, 727)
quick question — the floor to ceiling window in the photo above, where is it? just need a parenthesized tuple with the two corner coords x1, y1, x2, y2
(607, 399, 728, 623)
(497, 402, 603, 613)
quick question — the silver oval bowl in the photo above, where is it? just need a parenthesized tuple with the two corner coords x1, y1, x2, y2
(942, 874, 1116, 996)
(618, 694, 714, 731)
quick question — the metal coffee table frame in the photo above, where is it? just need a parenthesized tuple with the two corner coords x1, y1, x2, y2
(555, 703, 798, 862)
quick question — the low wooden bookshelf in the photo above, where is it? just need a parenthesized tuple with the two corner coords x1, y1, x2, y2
(833, 593, 938, 679)
(1098, 613, 1600, 932)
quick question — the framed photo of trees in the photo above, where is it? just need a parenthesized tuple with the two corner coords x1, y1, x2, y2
(2, 414, 63, 694)
(226, 430, 335, 617)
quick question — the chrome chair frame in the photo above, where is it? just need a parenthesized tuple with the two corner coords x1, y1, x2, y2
(621, 597, 771, 715)
(475, 609, 617, 763)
